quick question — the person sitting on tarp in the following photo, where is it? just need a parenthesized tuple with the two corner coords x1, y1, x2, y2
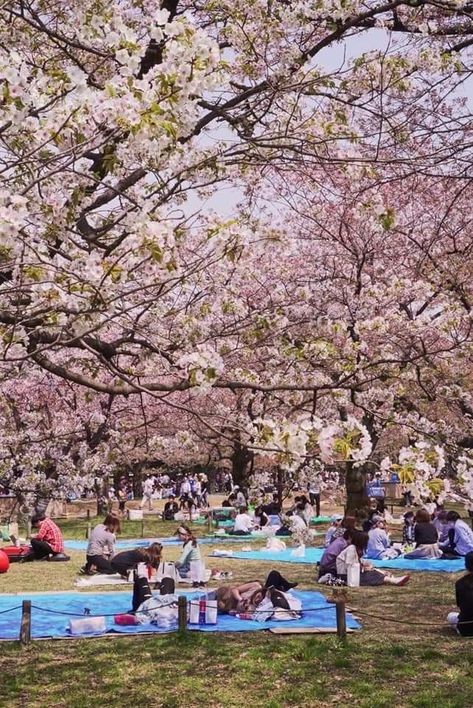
(114, 563, 178, 625)
(28, 514, 65, 560)
(448, 551, 473, 636)
(440, 512, 473, 558)
(404, 508, 442, 559)
(163, 495, 179, 521)
(319, 530, 410, 587)
(214, 570, 298, 615)
(325, 515, 344, 546)
(263, 494, 281, 516)
(175, 525, 206, 587)
(254, 505, 269, 528)
(229, 506, 253, 535)
(366, 518, 401, 560)
(318, 529, 353, 579)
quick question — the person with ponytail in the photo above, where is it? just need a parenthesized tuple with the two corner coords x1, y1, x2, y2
(110, 542, 163, 612)
(110, 542, 162, 578)
(175, 525, 206, 587)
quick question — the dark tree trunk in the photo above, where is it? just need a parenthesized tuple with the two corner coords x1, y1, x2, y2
(345, 462, 370, 515)
(231, 441, 254, 489)
(276, 467, 284, 506)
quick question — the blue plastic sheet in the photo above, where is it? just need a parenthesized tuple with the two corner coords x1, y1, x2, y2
(209, 547, 465, 573)
(0, 590, 360, 639)
(64, 536, 252, 551)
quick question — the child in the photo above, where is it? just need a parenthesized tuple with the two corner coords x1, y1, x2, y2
(402, 511, 415, 545)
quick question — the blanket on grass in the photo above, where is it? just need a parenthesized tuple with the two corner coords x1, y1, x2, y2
(0, 590, 360, 639)
(64, 536, 252, 551)
(209, 547, 465, 573)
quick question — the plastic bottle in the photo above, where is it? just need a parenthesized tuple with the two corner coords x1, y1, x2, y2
(198, 597, 206, 624)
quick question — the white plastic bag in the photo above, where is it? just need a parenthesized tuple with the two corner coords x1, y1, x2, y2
(266, 538, 286, 552)
(69, 616, 106, 635)
(347, 563, 360, 587)
(290, 544, 305, 558)
(190, 559, 206, 583)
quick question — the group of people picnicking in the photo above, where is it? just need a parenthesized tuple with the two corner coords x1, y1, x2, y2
(71, 498, 473, 635)
(4, 497, 473, 636)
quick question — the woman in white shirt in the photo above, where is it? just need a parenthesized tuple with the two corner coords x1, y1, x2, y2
(230, 507, 254, 535)
(335, 531, 410, 586)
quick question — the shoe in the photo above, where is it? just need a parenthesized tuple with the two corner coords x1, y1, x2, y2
(286, 582, 298, 589)
(19, 552, 35, 563)
(79, 567, 97, 576)
(318, 574, 331, 585)
(397, 574, 410, 586)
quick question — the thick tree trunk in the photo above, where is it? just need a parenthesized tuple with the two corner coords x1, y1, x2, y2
(231, 441, 253, 489)
(345, 462, 370, 515)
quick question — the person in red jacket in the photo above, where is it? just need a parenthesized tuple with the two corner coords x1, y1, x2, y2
(29, 514, 65, 559)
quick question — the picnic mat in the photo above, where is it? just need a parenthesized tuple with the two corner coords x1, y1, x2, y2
(64, 536, 252, 551)
(209, 547, 465, 573)
(0, 590, 360, 639)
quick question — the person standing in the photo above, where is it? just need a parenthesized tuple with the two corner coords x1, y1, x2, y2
(140, 475, 154, 511)
(307, 475, 321, 518)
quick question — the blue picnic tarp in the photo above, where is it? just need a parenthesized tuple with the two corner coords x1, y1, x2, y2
(64, 536, 253, 551)
(0, 590, 360, 640)
(209, 547, 465, 573)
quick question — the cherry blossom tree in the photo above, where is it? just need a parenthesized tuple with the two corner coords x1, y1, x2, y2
(2, 1, 473, 511)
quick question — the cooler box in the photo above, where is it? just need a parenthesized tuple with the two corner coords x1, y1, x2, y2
(1, 545, 30, 562)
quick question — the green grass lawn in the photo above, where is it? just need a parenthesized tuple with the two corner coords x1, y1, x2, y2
(0, 515, 472, 707)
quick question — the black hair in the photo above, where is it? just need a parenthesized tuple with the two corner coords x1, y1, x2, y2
(446, 511, 460, 523)
(465, 551, 473, 573)
(31, 513, 46, 526)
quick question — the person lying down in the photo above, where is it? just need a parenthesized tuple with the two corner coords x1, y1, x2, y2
(114, 562, 180, 626)
(210, 569, 302, 621)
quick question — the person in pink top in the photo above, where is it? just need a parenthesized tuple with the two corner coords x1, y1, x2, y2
(29, 514, 65, 559)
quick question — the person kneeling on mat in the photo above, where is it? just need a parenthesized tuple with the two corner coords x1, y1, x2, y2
(111, 542, 162, 579)
(447, 551, 473, 636)
(27, 514, 67, 561)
